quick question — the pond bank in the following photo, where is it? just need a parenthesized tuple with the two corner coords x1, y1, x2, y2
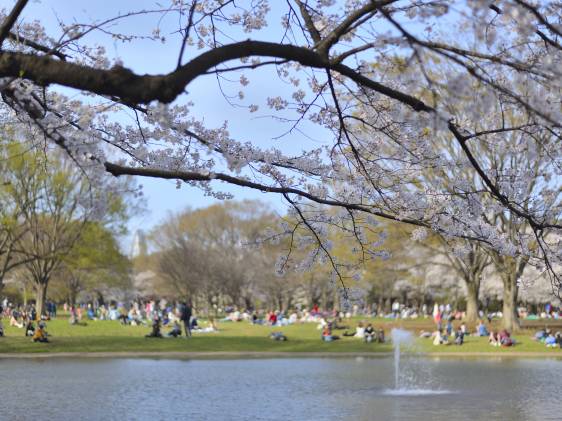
(1, 350, 561, 359)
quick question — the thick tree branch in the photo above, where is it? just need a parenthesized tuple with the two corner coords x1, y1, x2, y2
(0, 0, 29, 48)
(294, 0, 322, 44)
(0, 40, 433, 112)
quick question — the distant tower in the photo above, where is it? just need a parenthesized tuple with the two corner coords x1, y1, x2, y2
(130, 229, 147, 258)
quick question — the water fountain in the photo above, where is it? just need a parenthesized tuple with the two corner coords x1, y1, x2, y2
(383, 328, 453, 396)
(390, 328, 413, 389)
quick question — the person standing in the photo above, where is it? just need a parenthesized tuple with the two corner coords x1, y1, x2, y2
(180, 301, 192, 338)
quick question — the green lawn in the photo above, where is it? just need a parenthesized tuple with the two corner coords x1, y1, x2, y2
(0, 317, 560, 355)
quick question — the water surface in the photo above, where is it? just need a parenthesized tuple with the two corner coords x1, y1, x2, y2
(0, 357, 560, 420)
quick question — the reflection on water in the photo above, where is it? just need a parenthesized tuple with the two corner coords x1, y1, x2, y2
(381, 388, 454, 396)
(0, 357, 561, 421)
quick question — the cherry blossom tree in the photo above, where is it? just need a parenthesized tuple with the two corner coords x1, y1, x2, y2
(422, 238, 490, 324)
(0, 1, 559, 300)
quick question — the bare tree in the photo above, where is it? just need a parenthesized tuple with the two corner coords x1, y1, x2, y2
(151, 201, 276, 309)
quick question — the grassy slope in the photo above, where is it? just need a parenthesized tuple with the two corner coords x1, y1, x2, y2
(0, 317, 560, 355)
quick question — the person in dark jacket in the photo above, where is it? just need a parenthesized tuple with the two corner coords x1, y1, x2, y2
(180, 301, 192, 338)
(146, 314, 162, 338)
(25, 320, 35, 337)
(454, 326, 464, 345)
(167, 321, 182, 338)
(364, 324, 376, 343)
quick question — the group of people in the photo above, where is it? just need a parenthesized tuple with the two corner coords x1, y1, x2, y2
(533, 329, 562, 348)
(426, 309, 470, 346)
(6, 305, 40, 328)
(30, 321, 49, 343)
(145, 302, 192, 338)
(0, 303, 50, 343)
(488, 330, 515, 347)
(2, 303, 51, 343)
(423, 323, 467, 346)
(340, 321, 385, 343)
(143, 302, 217, 338)
(320, 320, 385, 344)
(246, 308, 356, 327)
(0, 298, 219, 342)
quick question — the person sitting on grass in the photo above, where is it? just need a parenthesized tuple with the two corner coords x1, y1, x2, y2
(432, 329, 449, 345)
(545, 332, 557, 348)
(533, 329, 547, 342)
(251, 312, 262, 325)
(128, 308, 144, 326)
(146, 315, 163, 338)
(454, 326, 464, 345)
(343, 321, 365, 338)
(190, 317, 199, 331)
(364, 323, 376, 343)
(68, 305, 88, 326)
(333, 317, 349, 330)
(167, 321, 182, 338)
(118, 306, 129, 325)
(162, 310, 170, 326)
(489, 331, 500, 346)
(555, 332, 562, 349)
(0, 319, 4, 337)
(25, 320, 35, 337)
(268, 311, 278, 326)
(419, 330, 432, 338)
(377, 328, 385, 343)
(499, 329, 515, 347)
(197, 319, 219, 333)
(32, 322, 49, 343)
(321, 324, 339, 342)
(477, 320, 489, 337)
(10, 309, 23, 328)
(270, 331, 287, 341)
(354, 321, 365, 338)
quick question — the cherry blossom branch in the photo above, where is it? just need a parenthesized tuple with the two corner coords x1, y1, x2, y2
(104, 160, 424, 227)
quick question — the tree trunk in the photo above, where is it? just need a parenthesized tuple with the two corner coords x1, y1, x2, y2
(22, 283, 28, 307)
(465, 281, 479, 325)
(35, 282, 48, 318)
(96, 290, 105, 306)
(321, 284, 328, 311)
(286, 295, 293, 312)
(384, 297, 391, 314)
(69, 288, 78, 306)
(502, 274, 520, 332)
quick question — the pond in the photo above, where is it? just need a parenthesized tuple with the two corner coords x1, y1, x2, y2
(0, 357, 561, 420)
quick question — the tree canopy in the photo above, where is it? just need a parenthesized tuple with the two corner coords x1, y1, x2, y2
(0, 1, 559, 296)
